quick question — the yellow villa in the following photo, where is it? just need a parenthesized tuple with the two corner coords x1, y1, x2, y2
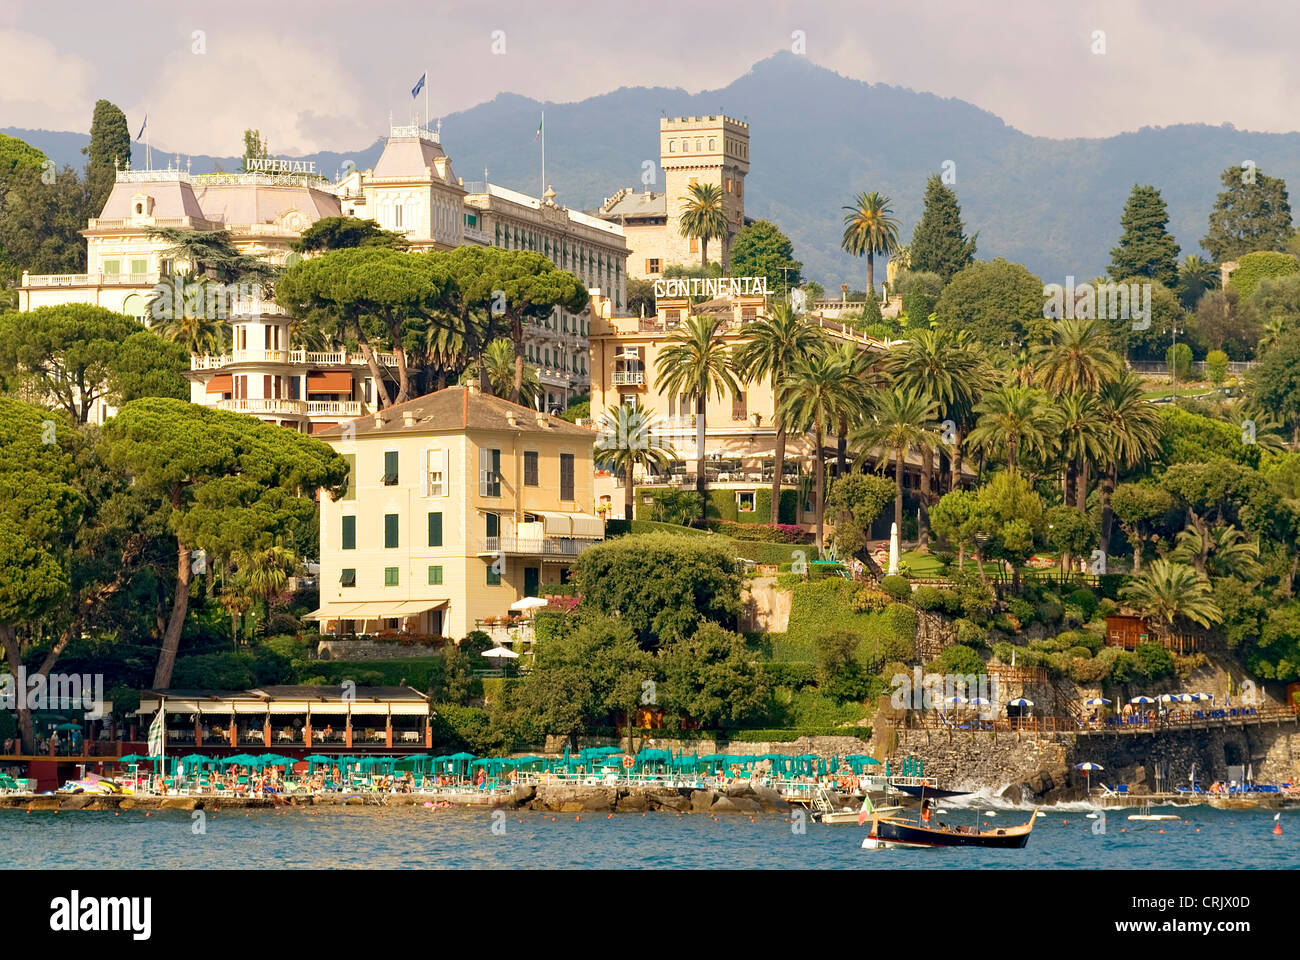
(309, 383, 602, 642)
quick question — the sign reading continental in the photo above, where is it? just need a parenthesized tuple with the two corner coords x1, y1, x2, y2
(246, 157, 318, 175)
(653, 276, 770, 298)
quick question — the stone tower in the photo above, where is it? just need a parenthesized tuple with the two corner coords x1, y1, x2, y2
(659, 115, 749, 269)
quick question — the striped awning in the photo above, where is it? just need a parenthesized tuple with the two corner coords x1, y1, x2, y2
(535, 512, 605, 539)
(304, 599, 448, 621)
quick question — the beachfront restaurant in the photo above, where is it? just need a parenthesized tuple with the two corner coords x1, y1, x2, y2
(134, 686, 433, 755)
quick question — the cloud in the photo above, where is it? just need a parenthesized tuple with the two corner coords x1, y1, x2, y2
(132, 32, 371, 156)
(0, 28, 95, 130)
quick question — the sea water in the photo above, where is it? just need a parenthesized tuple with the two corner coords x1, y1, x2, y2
(0, 805, 1293, 869)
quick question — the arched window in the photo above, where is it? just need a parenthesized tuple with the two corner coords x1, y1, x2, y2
(696, 140, 702, 151)
(709, 139, 715, 150)
(668, 141, 675, 153)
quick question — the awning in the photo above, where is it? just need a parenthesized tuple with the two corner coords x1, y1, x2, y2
(307, 370, 353, 394)
(304, 599, 448, 621)
(206, 374, 232, 394)
(309, 422, 338, 435)
(535, 512, 605, 539)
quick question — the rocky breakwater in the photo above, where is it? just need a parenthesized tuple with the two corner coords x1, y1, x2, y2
(503, 781, 793, 816)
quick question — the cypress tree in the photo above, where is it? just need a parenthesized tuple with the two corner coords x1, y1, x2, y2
(1203, 165, 1293, 262)
(84, 100, 131, 213)
(1108, 184, 1180, 288)
(908, 175, 977, 282)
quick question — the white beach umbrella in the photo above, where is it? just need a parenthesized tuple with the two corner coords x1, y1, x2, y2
(1129, 696, 1156, 704)
(509, 597, 549, 611)
(1084, 698, 1111, 707)
(481, 646, 519, 660)
(944, 696, 968, 706)
(1007, 698, 1033, 707)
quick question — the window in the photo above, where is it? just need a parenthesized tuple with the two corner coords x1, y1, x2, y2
(524, 451, 539, 487)
(384, 566, 400, 586)
(726, 178, 732, 193)
(426, 449, 446, 496)
(695, 140, 702, 150)
(646, 258, 661, 274)
(383, 451, 398, 485)
(560, 453, 575, 501)
(384, 513, 399, 548)
(732, 391, 748, 421)
(485, 513, 499, 538)
(131, 258, 148, 275)
(341, 516, 356, 550)
(393, 204, 402, 228)
(689, 237, 699, 253)
(427, 565, 443, 585)
(668, 141, 675, 153)
(709, 139, 715, 150)
(103, 260, 120, 275)
(342, 454, 356, 500)
(427, 511, 443, 547)
(479, 447, 501, 497)
(486, 564, 501, 586)
(340, 568, 356, 587)
(738, 491, 756, 513)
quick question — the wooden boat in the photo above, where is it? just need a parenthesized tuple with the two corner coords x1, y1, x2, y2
(862, 806, 1038, 849)
(815, 805, 902, 824)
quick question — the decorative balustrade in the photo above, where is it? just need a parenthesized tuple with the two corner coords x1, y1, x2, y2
(216, 398, 308, 416)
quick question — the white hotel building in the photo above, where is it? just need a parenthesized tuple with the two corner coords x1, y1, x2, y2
(17, 122, 630, 425)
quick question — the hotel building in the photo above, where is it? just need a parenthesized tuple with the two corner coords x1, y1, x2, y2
(598, 116, 749, 280)
(587, 290, 891, 521)
(310, 383, 602, 640)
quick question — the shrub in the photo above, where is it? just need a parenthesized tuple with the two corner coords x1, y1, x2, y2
(1069, 656, 1110, 684)
(1067, 588, 1099, 621)
(938, 589, 962, 616)
(851, 587, 890, 614)
(1096, 598, 1118, 618)
(994, 613, 1021, 633)
(880, 632, 915, 664)
(1135, 640, 1176, 680)
(1036, 597, 1064, 624)
(929, 644, 984, 676)
(955, 619, 987, 648)
(911, 585, 945, 611)
(1007, 597, 1035, 625)
(884, 602, 918, 642)
(880, 575, 911, 601)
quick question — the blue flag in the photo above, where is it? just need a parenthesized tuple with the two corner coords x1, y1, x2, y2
(411, 73, 426, 98)
(136, 115, 147, 141)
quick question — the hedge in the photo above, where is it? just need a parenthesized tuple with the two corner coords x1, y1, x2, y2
(727, 726, 873, 742)
(1229, 250, 1300, 300)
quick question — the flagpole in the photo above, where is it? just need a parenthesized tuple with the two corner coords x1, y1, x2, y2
(541, 110, 545, 198)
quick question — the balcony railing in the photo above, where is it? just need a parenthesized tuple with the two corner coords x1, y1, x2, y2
(478, 536, 599, 557)
(23, 272, 156, 287)
(612, 370, 646, 386)
(191, 350, 399, 370)
(216, 398, 308, 416)
(306, 400, 361, 415)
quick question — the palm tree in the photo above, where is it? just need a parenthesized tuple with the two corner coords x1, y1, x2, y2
(150, 298, 229, 355)
(779, 347, 857, 552)
(851, 385, 941, 541)
(654, 314, 740, 517)
(228, 544, 300, 641)
(1120, 559, 1223, 635)
(1055, 392, 1109, 511)
(1034, 317, 1123, 398)
(678, 183, 729, 270)
(966, 384, 1054, 472)
(841, 192, 901, 300)
(1096, 372, 1164, 553)
(594, 402, 676, 522)
(733, 304, 826, 523)
(1222, 399, 1289, 453)
(1177, 254, 1219, 310)
(889, 327, 987, 517)
(421, 320, 467, 391)
(155, 227, 280, 286)
(461, 338, 540, 407)
(1258, 315, 1288, 355)
(828, 341, 879, 474)
(1171, 524, 1261, 581)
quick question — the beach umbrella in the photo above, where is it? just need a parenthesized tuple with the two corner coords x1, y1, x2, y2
(53, 723, 82, 732)
(943, 695, 968, 706)
(1158, 694, 1180, 704)
(1129, 696, 1156, 704)
(509, 597, 549, 611)
(481, 646, 519, 659)
(1084, 698, 1111, 706)
(1076, 761, 1104, 795)
(1007, 698, 1033, 706)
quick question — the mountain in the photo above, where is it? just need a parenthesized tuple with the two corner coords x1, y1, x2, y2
(10, 51, 1300, 286)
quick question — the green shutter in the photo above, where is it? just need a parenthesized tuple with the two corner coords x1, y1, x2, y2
(341, 515, 356, 550)
(384, 513, 399, 548)
(342, 455, 356, 500)
(384, 566, 399, 586)
(428, 512, 443, 547)
(384, 450, 398, 485)
(428, 565, 443, 585)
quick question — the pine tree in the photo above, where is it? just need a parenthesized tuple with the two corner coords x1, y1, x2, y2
(84, 100, 130, 213)
(1203, 166, 1294, 262)
(1108, 184, 1180, 288)
(242, 130, 269, 172)
(908, 175, 977, 282)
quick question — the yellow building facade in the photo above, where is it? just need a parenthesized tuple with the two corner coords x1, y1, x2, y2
(311, 384, 602, 641)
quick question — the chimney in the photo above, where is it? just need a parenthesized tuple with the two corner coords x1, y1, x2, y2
(535, 413, 549, 428)
(372, 413, 383, 428)
(402, 409, 417, 427)
(466, 380, 480, 395)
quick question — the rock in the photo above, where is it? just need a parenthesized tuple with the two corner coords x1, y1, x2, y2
(60, 795, 93, 810)
(998, 783, 1024, 805)
(648, 790, 691, 812)
(724, 782, 756, 799)
(159, 797, 198, 811)
(511, 785, 536, 807)
(26, 796, 61, 810)
(690, 790, 716, 813)
(617, 791, 648, 812)
(711, 794, 761, 814)
(749, 785, 789, 813)
(581, 789, 616, 811)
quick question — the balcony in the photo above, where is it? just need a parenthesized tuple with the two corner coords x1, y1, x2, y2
(216, 398, 308, 416)
(612, 370, 646, 386)
(478, 537, 598, 558)
(306, 400, 361, 416)
(232, 348, 291, 364)
(190, 350, 399, 370)
(22, 272, 156, 287)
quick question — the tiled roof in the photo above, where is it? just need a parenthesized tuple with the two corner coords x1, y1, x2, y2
(316, 385, 594, 439)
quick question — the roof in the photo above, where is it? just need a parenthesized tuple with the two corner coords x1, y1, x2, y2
(599, 190, 666, 220)
(98, 178, 207, 221)
(143, 686, 428, 702)
(192, 182, 342, 226)
(371, 133, 458, 184)
(316, 385, 594, 440)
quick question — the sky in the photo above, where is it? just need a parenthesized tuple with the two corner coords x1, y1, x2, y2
(3, 0, 1299, 156)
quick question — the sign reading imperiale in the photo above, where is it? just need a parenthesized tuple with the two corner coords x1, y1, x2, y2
(653, 276, 770, 298)
(245, 157, 318, 174)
